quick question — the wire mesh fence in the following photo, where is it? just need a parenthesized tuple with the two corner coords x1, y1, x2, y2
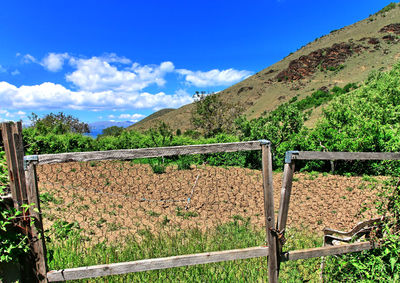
(35, 146, 269, 273)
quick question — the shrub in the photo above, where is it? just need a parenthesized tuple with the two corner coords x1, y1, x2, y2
(150, 159, 166, 174)
(324, 178, 400, 281)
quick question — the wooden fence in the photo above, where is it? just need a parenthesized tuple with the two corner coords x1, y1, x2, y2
(1, 121, 399, 282)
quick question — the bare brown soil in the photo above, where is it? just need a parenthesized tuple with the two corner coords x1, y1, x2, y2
(37, 161, 385, 243)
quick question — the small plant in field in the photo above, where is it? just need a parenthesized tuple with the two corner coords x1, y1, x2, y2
(89, 161, 98, 167)
(177, 156, 191, 170)
(96, 218, 107, 228)
(151, 163, 166, 174)
(107, 222, 121, 232)
(51, 220, 81, 239)
(40, 192, 63, 205)
(147, 210, 160, 217)
(362, 175, 377, 183)
(162, 215, 170, 225)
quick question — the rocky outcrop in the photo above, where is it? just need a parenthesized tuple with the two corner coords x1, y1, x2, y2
(379, 23, 400, 34)
(276, 42, 365, 81)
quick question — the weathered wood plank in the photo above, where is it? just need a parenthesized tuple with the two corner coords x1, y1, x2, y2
(261, 142, 278, 283)
(12, 122, 29, 207)
(32, 141, 262, 165)
(324, 217, 382, 237)
(281, 242, 375, 262)
(1, 122, 24, 209)
(25, 163, 49, 282)
(291, 151, 400, 161)
(47, 246, 269, 281)
(276, 161, 295, 273)
(276, 162, 295, 234)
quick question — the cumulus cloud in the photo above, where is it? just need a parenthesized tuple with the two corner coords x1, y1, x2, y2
(41, 52, 70, 72)
(4, 52, 251, 114)
(66, 57, 175, 92)
(0, 81, 193, 111)
(177, 68, 252, 87)
(118, 113, 145, 121)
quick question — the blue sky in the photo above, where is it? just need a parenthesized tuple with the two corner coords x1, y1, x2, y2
(0, 0, 394, 124)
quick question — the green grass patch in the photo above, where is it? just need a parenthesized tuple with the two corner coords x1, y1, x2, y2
(46, 221, 322, 282)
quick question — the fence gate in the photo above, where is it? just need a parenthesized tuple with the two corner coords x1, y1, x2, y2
(2, 121, 280, 282)
(3, 120, 397, 282)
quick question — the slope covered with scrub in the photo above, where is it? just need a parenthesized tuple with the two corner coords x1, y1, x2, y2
(130, 3, 400, 132)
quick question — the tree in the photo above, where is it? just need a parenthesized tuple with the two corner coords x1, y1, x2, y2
(191, 91, 243, 137)
(28, 112, 90, 135)
(146, 121, 173, 147)
(98, 126, 124, 138)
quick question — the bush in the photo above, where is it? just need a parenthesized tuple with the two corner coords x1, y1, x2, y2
(0, 151, 30, 263)
(324, 178, 400, 281)
(150, 159, 166, 174)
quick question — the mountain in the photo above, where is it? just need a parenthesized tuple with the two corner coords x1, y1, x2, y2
(88, 121, 135, 137)
(129, 3, 400, 132)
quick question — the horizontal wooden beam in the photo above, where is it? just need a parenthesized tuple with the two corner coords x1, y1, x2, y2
(281, 241, 375, 262)
(290, 151, 400, 161)
(31, 141, 262, 165)
(47, 246, 269, 281)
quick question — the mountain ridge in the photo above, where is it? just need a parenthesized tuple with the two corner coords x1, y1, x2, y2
(129, 3, 400, 132)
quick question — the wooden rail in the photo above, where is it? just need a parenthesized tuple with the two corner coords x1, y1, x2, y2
(281, 242, 375, 262)
(46, 241, 377, 281)
(47, 246, 269, 281)
(30, 141, 262, 165)
(290, 151, 400, 161)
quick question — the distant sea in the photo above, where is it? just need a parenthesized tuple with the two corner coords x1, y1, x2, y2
(86, 121, 135, 138)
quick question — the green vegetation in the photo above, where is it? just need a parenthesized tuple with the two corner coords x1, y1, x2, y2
(150, 158, 167, 174)
(46, 219, 322, 282)
(376, 2, 398, 16)
(324, 177, 400, 281)
(0, 152, 30, 263)
(191, 91, 243, 138)
(3, 62, 400, 279)
(297, 63, 400, 175)
(97, 126, 124, 138)
(28, 112, 89, 135)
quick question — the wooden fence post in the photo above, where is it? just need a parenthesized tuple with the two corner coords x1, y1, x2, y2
(276, 160, 295, 272)
(260, 140, 278, 283)
(1, 122, 48, 282)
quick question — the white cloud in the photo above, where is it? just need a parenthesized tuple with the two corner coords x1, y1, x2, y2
(100, 53, 132, 64)
(0, 65, 6, 73)
(41, 53, 70, 72)
(22, 54, 37, 64)
(66, 57, 175, 92)
(177, 68, 252, 87)
(11, 70, 20, 76)
(0, 81, 193, 111)
(0, 109, 27, 121)
(118, 113, 145, 122)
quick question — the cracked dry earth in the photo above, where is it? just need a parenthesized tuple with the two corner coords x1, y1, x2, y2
(37, 161, 386, 243)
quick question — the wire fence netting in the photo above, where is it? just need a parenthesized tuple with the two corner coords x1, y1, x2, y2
(36, 150, 270, 278)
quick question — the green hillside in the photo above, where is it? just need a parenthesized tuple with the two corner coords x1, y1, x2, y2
(129, 3, 400, 132)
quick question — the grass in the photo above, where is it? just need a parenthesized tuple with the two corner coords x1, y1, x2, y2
(46, 220, 322, 282)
